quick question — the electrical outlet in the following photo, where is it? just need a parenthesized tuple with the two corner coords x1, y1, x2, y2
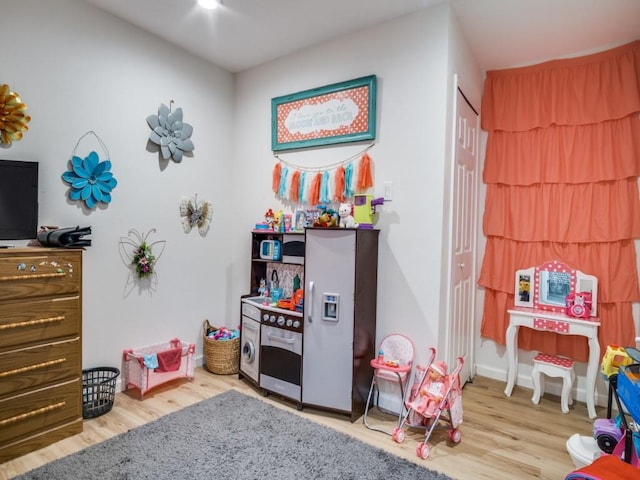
(383, 181, 393, 201)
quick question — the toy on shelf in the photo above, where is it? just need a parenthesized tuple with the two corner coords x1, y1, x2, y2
(273, 210, 284, 232)
(313, 207, 338, 228)
(338, 203, 359, 228)
(353, 194, 384, 229)
(264, 209, 275, 226)
(565, 291, 593, 318)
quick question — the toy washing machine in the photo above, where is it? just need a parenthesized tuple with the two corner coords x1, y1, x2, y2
(239, 300, 261, 385)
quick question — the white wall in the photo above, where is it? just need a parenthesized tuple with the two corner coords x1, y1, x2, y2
(1, 0, 235, 369)
(232, 3, 482, 368)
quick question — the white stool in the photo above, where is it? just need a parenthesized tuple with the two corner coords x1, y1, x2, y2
(531, 353, 575, 413)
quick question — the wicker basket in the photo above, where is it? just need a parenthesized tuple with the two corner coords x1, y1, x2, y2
(203, 319, 240, 375)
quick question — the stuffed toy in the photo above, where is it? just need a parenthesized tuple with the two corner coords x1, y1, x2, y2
(338, 203, 359, 228)
(314, 210, 338, 228)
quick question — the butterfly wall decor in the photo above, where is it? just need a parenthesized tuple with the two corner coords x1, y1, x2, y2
(179, 194, 213, 237)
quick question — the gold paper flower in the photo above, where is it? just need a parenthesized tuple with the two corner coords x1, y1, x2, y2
(0, 84, 31, 145)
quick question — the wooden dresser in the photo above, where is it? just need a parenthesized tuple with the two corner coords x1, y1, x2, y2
(0, 247, 83, 463)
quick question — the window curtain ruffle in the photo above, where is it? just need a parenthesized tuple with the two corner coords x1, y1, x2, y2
(482, 40, 640, 132)
(479, 237, 640, 302)
(479, 40, 640, 361)
(484, 114, 640, 185)
(483, 180, 640, 242)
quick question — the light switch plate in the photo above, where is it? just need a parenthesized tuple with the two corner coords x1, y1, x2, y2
(383, 181, 393, 201)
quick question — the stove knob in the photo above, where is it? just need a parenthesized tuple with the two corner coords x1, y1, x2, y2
(293, 320, 300, 329)
(270, 315, 276, 323)
(286, 319, 293, 327)
(277, 315, 285, 326)
(263, 313, 269, 322)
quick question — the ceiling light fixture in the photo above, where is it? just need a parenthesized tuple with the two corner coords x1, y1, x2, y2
(197, 0, 220, 9)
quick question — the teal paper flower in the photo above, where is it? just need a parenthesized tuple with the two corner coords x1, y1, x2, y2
(146, 103, 194, 162)
(62, 151, 117, 209)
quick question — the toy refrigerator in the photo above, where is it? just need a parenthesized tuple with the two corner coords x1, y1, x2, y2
(301, 228, 379, 421)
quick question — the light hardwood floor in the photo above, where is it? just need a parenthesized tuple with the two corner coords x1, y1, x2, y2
(1, 368, 597, 480)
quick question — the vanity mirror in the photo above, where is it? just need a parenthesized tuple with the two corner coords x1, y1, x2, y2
(514, 260, 598, 316)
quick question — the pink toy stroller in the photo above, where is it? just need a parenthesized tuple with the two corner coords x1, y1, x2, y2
(392, 347, 464, 460)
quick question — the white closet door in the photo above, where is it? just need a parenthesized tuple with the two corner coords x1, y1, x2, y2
(447, 83, 479, 386)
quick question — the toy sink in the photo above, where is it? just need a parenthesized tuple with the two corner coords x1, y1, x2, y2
(242, 296, 303, 316)
(243, 296, 272, 305)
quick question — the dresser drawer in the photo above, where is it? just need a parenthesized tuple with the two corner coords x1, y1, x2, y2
(0, 378, 81, 446)
(0, 338, 81, 398)
(0, 251, 81, 301)
(0, 296, 80, 350)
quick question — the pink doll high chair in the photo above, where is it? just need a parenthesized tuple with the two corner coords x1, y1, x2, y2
(363, 333, 415, 435)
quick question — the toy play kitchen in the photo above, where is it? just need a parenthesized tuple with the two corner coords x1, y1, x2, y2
(239, 227, 379, 420)
(240, 295, 303, 405)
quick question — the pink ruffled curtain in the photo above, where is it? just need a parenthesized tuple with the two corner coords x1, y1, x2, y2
(479, 40, 640, 362)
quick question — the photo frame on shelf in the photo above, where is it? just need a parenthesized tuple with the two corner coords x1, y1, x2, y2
(271, 75, 376, 151)
(293, 210, 307, 231)
(304, 209, 320, 227)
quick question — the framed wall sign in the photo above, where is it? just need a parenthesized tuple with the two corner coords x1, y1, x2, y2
(271, 75, 376, 151)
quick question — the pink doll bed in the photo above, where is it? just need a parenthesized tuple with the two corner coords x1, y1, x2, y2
(123, 338, 195, 399)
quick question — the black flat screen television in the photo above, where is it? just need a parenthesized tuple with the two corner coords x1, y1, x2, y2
(0, 159, 39, 240)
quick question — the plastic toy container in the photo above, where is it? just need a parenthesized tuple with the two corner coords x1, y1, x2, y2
(82, 367, 120, 418)
(617, 364, 640, 422)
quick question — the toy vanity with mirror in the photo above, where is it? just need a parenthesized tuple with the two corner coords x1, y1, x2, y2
(507, 260, 601, 418)
(513, 259, 598, 318)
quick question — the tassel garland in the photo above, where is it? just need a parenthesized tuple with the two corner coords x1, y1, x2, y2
(334, 166, 345, 202)
(272, 163, 281, 194)
(344, 163, 354, 199)
(271, 148, 375, 205)
(357, 152, 373, 190)
(289, 170, 300, 202)
(299, 172, 307, 203)
(320, 171, 330, 204)
(278, 167, 289, 198)
(309, 172, 322, 206)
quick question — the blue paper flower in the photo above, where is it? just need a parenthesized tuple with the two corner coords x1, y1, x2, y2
(146, 103, 194, 163)
(62, 151, 117, 209)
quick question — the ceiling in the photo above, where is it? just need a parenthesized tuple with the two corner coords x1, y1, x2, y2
(83, 0, 640, 73)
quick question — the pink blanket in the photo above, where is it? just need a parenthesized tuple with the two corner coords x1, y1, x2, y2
(155, 347, 182, 372)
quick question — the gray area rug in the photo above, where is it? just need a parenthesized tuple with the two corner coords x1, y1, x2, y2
(15, 390, 454, 480)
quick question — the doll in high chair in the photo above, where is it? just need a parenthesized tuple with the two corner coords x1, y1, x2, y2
(409, 360, 449, 417)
